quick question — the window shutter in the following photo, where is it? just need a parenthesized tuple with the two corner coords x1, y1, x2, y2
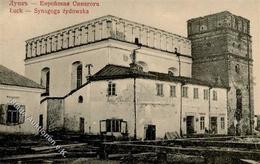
(100, 120, 106, 133)
(18, 105, 25, 124)
(0, 104, 7, 124)
(121, 121, 127, 134)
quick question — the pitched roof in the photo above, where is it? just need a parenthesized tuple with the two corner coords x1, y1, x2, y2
(0, 65, 44, 89)
(92, 64, 155, 78)
(91, 64, 228, 88)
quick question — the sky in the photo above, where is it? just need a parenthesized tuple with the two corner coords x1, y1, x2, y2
(0, 0, 259, 113)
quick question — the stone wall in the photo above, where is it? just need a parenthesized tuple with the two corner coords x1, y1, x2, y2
(46, 99, 64, 132)
(189, 11, 254, 134)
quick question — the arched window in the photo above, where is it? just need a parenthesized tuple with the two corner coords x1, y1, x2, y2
(41, 67, 50, 94)
(72, 61, 83, 90)
(136, 61, 149, 72)
(77, 65, 82, 88)
(238, 44, 241, 51)
(168, 67, 178, 76)
(78, 96, 83, 103)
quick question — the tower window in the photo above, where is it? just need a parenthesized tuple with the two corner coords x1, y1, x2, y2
(238, 44, 241, 50)
(235, 64, 240, 73)
(206, 42, 212, 47)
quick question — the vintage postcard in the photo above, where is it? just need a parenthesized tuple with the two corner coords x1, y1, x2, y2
(0, 0, 260, 163)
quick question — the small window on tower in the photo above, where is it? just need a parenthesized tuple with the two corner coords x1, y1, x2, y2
(206, 42, 211, 47)
(235, 64, 240, 73)
(238, 44, 241, 51)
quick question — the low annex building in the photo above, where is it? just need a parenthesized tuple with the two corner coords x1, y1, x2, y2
(0, 65, 46, 134)
(41, 64, 227, 139)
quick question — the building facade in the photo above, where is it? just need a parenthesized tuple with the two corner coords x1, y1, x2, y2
(24, 15, 192, 97)
(40, 64, 227, 139)
(188, 11, 254, 135)
(0, 65, 46, 134)
(22, 13, 241, 139)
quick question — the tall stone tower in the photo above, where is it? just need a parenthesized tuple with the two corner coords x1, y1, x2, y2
(188, 11, 254, 135)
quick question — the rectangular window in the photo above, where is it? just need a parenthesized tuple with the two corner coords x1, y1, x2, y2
(182, 86, 188, 98)
(100, 120, 106, 133)
(121, 121, 127, 134)
(213, 90, 218, 101)
(108, 82, 116, 96)
(204, 89, 209, 100)
(106, 119, 121, 132)
(193, 88, 199, 99)
(112, 119, 120, 132)
(156, 84, 164, 96)
(170, 85, 176, 97)
(221, 117, 225, 129)
(200, 116, 205, 130)
(6, 105, 19, 124)
(106, 120, 111, 132)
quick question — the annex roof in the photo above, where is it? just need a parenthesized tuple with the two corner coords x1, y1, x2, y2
(0, 65, 44, 89)
(90, 64, 228, 88)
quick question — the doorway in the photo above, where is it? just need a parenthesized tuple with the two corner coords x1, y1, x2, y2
(186, 116, 195, 135)
(210, 117, 218, 134)
(39, 114, 43, 128)
(79, 117, 85, 134)
(145, 125, 156, 140)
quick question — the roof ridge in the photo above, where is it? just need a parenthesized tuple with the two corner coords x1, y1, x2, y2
(91, 64, 227, 88)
